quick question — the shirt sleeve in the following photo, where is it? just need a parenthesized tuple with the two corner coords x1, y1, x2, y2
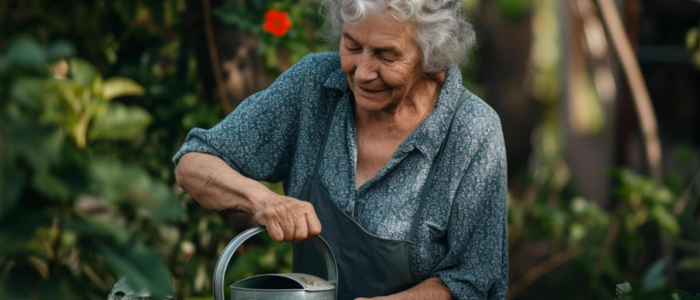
(172, 55, 314, 182)
(432, 114, 509, 300)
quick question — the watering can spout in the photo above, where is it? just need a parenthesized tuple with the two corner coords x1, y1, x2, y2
(212, 226, 338, 300)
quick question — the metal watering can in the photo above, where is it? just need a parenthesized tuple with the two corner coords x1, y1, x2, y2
(213, 226, 338, 300)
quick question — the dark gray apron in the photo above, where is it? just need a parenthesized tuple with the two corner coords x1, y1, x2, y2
(293, 90, 470, 300)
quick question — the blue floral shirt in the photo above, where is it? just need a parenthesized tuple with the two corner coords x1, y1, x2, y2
(173, 52, 508, 299)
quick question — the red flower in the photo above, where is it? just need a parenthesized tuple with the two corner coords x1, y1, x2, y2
(263, 9, 292, 37)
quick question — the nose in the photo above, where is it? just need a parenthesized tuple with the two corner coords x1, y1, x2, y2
(354, 52, 378, 83)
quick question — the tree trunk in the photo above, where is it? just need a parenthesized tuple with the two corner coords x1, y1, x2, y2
(476, 2, 535, 184)
(185, 0, 268, 113)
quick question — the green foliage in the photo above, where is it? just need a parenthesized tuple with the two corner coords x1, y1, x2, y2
(509, 146, 699, 298)
(508, 57, 700, 297)
(494, 0, 532, 20)
(0, 37, 180, 299)
(616, 169, 681, 235)
(8, 56, 149, 149)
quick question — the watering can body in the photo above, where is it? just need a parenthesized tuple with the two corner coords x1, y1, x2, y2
(229, 273, 335, 300)
(213, 226, 338, 300)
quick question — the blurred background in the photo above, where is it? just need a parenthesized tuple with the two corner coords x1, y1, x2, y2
(1, 0, 699, 299)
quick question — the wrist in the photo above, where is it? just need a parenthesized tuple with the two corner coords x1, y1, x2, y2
(240, 181, 274, 214)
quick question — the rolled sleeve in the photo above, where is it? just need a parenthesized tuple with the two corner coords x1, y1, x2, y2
(172, 55, 314, 182)
(433, 117, 509, 300)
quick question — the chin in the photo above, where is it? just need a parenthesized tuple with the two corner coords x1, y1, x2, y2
(355, 96, 384, 111)
(353, 93, 392, 113)
(352, 86, 395, 112)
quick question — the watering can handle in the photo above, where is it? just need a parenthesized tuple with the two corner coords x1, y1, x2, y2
(213, 226, 338, 300)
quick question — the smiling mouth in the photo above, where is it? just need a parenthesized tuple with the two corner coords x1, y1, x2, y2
(356, 85, 387, 93)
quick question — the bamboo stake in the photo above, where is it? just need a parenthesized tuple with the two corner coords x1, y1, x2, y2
(593, 0, 662, 184)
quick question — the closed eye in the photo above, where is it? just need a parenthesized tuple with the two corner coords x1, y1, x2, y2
(378, 51, 397, 62)
(342, 32, 363, 52)
(345, 45, 362, 52)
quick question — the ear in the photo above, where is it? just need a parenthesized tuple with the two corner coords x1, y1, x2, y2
(424, 70, 446, 84)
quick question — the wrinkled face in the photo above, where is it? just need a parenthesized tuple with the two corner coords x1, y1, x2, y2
(340, 11, 425, 114)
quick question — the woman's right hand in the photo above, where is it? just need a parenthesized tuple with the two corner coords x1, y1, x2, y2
(251, 192, 322, 242)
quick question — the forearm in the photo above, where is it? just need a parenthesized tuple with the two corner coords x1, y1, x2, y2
(176, 152, 321, 242)
(359, 277, 453, 300)
(175, 152, 270, 213)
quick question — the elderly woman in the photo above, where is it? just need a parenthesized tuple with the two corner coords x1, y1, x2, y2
(174, 0, 508, 299)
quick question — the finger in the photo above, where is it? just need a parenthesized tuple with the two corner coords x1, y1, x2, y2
(305, 204, 322, 237)
(254, 205, 274, 227)
(266, 219, 285, 242)
(293, 211, 309, 241)
(276, 205, 296, 241)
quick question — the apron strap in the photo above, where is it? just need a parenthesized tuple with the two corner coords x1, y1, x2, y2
(313, 96, 343, 177)
(409, 89, 472, 242)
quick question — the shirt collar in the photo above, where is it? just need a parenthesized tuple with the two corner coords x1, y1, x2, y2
(324, 60, 466, 160)
(400, 66, 465, 159)
(323, 67, 350, 91)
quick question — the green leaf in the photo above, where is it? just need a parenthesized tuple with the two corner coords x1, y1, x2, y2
(50, 80, 84, 114)
(46, 40, 76, 62)
(102, 77, 145, 101)
(0, 36, 45, 77)
(641, 259, 666, 292)
(96, 241, 174, 299)
(649, 187, 675, 206)
(651, 206, 681, 235)
(69, 58, 100, 88)
(88, 103, 152, 141)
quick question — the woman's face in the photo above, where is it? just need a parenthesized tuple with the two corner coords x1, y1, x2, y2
(339, 11, 426, 114)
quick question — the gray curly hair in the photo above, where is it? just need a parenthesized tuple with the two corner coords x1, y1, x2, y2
(320, 0, 476, 73)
